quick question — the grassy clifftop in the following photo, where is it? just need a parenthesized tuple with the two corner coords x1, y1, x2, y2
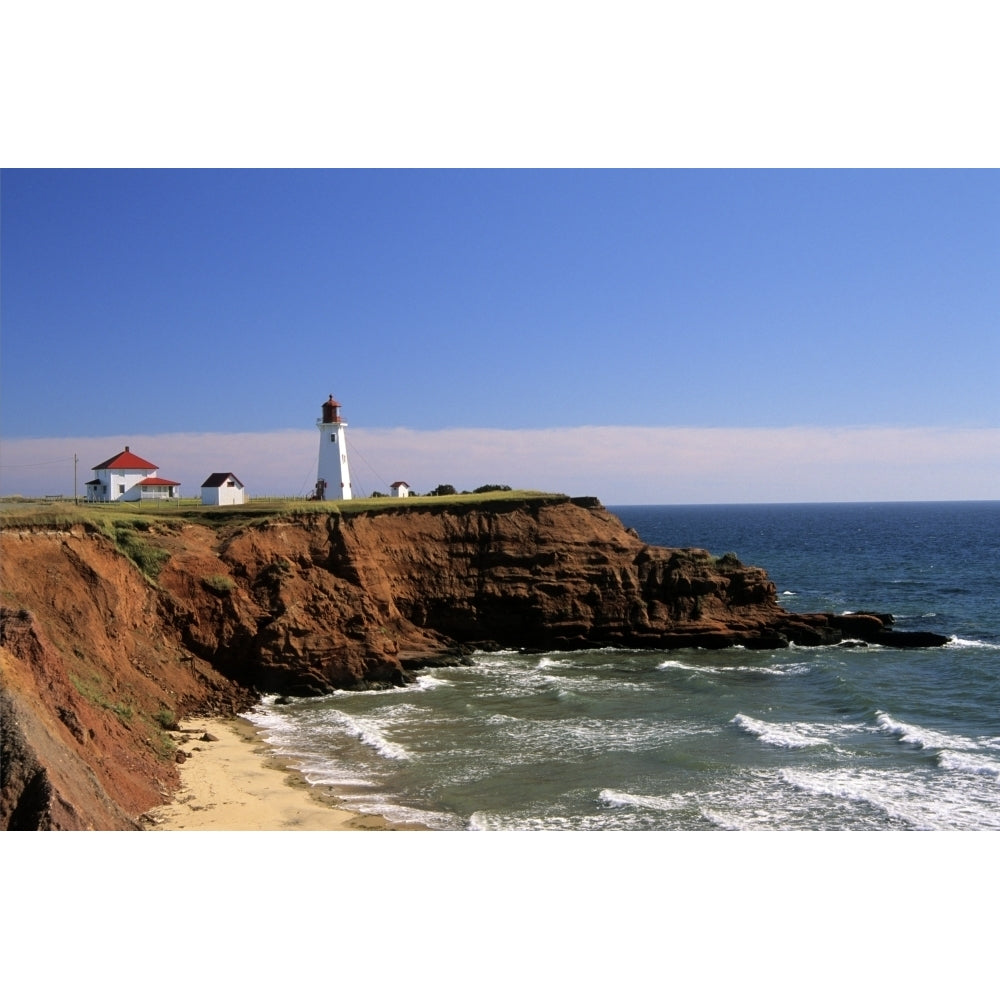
(0, 490, 567, 531)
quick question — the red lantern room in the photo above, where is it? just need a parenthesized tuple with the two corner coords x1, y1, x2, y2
(321, 394, 343, 424)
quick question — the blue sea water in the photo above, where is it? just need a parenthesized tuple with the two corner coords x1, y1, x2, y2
(245, 501, 1000, 831)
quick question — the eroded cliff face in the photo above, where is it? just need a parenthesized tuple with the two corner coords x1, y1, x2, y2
(0, 523, 251, 830)
(0, 496, 936, 830)
(157, 496, 797, 695)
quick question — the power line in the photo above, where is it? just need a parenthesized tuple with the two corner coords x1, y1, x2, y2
(348, 440, 391, 496)
(0, 457, 74, 469)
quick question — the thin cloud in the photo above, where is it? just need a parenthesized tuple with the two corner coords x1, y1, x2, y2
(2, 426, 997, 504)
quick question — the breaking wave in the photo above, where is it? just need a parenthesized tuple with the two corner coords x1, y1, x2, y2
(732, 713, 832, 749)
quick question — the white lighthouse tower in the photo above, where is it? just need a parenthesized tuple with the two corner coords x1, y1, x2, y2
(316, 394, 352, 500)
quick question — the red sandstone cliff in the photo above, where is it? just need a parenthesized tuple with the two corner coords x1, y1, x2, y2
(0, 496, 943, 830)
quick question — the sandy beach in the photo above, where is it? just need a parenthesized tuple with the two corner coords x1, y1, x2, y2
(143, 716, 415, 831)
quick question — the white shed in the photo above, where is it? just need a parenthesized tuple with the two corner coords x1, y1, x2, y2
(390, 480, 410, 498)
(201, 473, 246, 506)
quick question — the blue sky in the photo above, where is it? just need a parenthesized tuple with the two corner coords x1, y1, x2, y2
(2, 169, 998, 502)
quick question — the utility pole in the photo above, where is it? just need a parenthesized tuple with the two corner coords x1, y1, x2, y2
(74, 453, 78, 505)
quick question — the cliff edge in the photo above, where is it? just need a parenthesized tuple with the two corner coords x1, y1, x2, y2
(0, 495, 945, 829)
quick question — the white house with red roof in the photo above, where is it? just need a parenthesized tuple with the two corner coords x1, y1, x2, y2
(85, 446, 181, 502)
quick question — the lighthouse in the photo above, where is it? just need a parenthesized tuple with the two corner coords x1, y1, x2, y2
(316, 394, 352, 500)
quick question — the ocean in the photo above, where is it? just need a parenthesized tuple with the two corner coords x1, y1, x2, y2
(244, 501, 1000, 831)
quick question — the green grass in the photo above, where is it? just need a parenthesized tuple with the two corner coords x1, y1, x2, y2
(325, 490, 566, 513)
(146, 708, 181, 760)
(715, 552, 742, 567)
(0, 493, 574, 566)
(152, 708, 177, 729)
(70, 671, 135, 724)
(111, 523, 171, 580)
(202, 573, 236, 594)
(1, 490, 568, 527)
(1, 501, 167, 533)
(1, 504, 168, 579)
(69, 674, 180, 757)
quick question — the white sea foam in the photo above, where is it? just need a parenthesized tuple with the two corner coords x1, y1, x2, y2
(285, 751, 380, 787)
(779, 767, 1000, 830)
(468, 810, 630, 831)
(468, 812, 500, 831)
(327, 708, 410, 760)
(540, 671, 646, 699)
(695, 771, 835, 830)
(304, 772, 377, 788)
(875, 711, 980, 751)
(779, 767, 921, 825)
(599, 788, 685, 812)
(320, 671, 452, 698)
(732, 713, 831, 749)
(338, 754, 1000, 831)
(947, 636, 1000, 650)
(656, 659, 809, 678)
(655, 659, 689, 671)
(467, 812, 565, 831)
(535, 717, 677, 755)
(330, 793, 459, 830)
(936, 750, 1000, 778)
(701, 810, 749, 830)
(413, 671, 451, 690)
(699, 802, 794, 831)
(242, 706, 297, 734)
(235, 721, 386, 790)
(485, 712, 520, 726)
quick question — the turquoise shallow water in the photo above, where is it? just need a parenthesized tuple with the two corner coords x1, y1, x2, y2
(245, 501, 1000, 830)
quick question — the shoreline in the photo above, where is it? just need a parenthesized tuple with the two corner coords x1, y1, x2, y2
(142, 716, 421, 831)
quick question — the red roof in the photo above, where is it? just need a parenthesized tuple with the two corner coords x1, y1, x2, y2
(93, 447, 158, 471)
(138, 477, 180, 487)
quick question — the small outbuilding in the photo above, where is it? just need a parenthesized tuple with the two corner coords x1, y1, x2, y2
(201, 472, 246, 506)
(390, 480, 410, 498)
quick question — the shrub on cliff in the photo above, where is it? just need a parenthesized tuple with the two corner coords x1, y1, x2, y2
(112, 524, 169, 580)
(152, 708, 178, 730)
